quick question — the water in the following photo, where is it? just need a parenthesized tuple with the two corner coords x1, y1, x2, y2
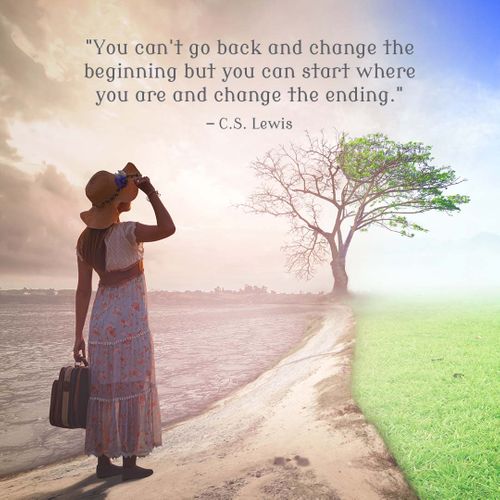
(0, 296, 329, 478)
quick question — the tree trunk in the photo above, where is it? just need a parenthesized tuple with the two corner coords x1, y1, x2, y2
(330, 256, 349, 297)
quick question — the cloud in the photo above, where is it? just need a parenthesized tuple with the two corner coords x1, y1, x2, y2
(0, 3, 76, 164)
(0, 119, 20, 161)
(0, 162, 85, 277)
(0, 11, 72, 119)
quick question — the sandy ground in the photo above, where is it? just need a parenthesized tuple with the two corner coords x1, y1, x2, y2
(0, 302, 418, 500)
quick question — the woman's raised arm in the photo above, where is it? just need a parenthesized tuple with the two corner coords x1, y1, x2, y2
(134, 176, 176, 243)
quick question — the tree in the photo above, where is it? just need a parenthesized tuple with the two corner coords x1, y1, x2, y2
(237, 130, 470, 298)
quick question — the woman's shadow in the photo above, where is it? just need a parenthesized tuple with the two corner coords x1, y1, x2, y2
(35, 472, 124, 499)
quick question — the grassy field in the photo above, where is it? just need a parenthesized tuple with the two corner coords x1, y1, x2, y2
(349, 292, 500, 500)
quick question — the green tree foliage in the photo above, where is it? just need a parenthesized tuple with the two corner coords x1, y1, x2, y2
(341, 132, 470, 237)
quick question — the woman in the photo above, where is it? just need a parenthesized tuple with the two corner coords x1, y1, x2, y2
(73, 162, 175, 481)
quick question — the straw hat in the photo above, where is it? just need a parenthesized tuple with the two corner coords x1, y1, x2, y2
(80, 162, 142, 229)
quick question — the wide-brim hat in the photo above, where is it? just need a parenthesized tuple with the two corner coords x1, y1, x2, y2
(80, 162, 142, 229)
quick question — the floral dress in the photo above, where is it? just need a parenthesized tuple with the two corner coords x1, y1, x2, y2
(77, 221, 163, 458)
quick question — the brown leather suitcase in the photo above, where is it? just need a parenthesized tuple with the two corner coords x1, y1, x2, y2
(49, 358, 89, 429)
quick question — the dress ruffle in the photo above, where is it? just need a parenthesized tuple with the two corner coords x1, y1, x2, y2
(85, 380, 162, 458)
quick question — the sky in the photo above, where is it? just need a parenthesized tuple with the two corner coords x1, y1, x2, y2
(0, 0, 499, 294)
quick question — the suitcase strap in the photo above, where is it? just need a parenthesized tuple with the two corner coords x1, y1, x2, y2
(61, 368, 72, 427)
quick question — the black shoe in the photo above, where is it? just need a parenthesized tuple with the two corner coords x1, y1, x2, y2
(96, 463, 124, 478)
(122, 465, 154, 481)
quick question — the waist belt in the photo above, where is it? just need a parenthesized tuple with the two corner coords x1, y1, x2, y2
(98, 259, 144, 287)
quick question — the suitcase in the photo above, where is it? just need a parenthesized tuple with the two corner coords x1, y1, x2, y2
(49, 358, 90, 429)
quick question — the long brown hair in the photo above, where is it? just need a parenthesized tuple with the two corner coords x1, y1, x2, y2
(76, 226, 113, 275)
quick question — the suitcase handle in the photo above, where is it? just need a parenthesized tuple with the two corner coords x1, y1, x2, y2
(74, 355, 89, 367)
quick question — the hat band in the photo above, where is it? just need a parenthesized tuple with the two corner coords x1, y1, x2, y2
(92, 172, 140, 208)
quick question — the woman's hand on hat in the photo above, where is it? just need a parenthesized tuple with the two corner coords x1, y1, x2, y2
(134, 176, 156, 195)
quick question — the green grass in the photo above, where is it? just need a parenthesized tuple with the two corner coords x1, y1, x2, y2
(350, 292, 500, 500)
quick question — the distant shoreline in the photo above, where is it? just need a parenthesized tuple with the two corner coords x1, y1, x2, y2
(0, 288, 332, 305)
